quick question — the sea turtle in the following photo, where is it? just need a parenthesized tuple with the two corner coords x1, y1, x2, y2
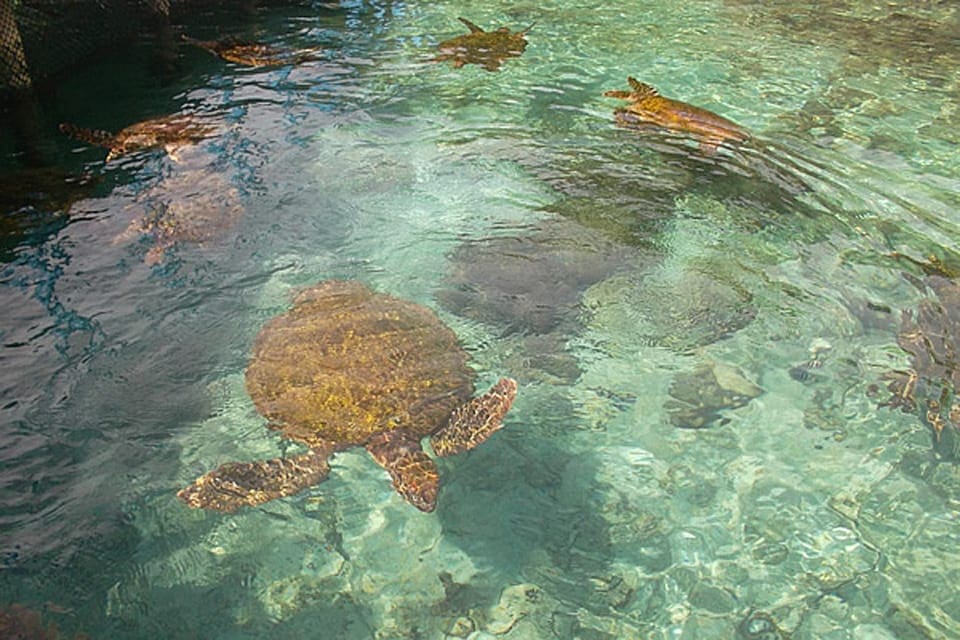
(433, 17, 533, 71)
(59, 114, 218, 161)
(881, 264, 960, 460)
(182, 34, 321, 67)
(178, 280, 518, 513)
(603, 77, 748, 152)
(439, 219, 638, 336)
(118, 150, 244, 264)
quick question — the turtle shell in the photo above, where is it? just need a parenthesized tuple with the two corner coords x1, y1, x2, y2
(245, 280, 476, 446)
(434, 18, 531, 71)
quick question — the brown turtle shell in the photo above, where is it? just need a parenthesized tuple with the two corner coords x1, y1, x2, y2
(434, 17, 532, 71)
(246, 280, 476, 447)
(182, 35, 318, 67)
(603, 77, 748, 150)
(59, 114, 217, 160)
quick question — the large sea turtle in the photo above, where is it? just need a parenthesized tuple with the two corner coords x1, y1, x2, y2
(433, 17, 533, 71)
(178, 280, 518, 513)
(603, 77, 748, 152)
(182, 34, 321, 67)
(59, 114, 218, 161)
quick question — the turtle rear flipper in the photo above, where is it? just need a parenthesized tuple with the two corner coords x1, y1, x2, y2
(367, 430, 439, 512)
(431, 377, 517, 457)
(178, 449, 331, 512)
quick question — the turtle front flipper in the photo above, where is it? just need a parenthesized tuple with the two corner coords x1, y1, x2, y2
(178, 449, 331, 512)
(431, 377, 517, 456)
(181, 34, 219, 56)
(627, 77, 659, 100)
(366, 430, 439, 512)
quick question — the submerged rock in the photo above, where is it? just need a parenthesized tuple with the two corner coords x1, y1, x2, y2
(441, 219, 640, 335)
(737, 610, 786, 639)
(440, 218, 650, 383)
(0, 166, 99, 260)
(583, 265, 756, 354)
(0, 604, 88, 640)
(665, 360, 763, 429)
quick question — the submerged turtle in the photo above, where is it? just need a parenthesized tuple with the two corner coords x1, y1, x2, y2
(182, 34, 321, 67)
(178, 280, 518, 513)
(118, 150, 244, 265)
(603, 77, 748, 152)
(433, 17, 533, 71)
(881, 264, 960, 460)
(59, 114, 217, 161)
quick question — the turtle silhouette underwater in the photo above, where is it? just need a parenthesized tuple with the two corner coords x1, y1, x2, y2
(178, 280, 518, 513)
(603, 77, 748, 153)
(880, 258, 960, 460)
(117, 149, 245, 265)
(59, 114, 218, 161)
(433, 17, 533, 71)
(182, 34, 322, 67)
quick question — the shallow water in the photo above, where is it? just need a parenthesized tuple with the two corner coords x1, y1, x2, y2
(1, 0, 959, 638)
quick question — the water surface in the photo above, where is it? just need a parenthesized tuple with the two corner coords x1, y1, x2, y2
(1, 0, 959, 638)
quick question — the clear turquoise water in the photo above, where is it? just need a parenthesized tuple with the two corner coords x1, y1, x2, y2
(2, 0, 959, 638)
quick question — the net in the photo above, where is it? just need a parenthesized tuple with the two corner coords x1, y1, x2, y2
(1, 0, 173, 97)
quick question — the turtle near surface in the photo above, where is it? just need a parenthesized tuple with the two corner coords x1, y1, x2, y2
(178, 280, 518, 513)
(433, 17, 533, 71)
(182, 34, 322, 67)
(59, 114, 219, 161)
(603, 77, 749, 153)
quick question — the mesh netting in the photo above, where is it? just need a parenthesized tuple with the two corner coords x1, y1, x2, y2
(1, 0, 172, 95)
